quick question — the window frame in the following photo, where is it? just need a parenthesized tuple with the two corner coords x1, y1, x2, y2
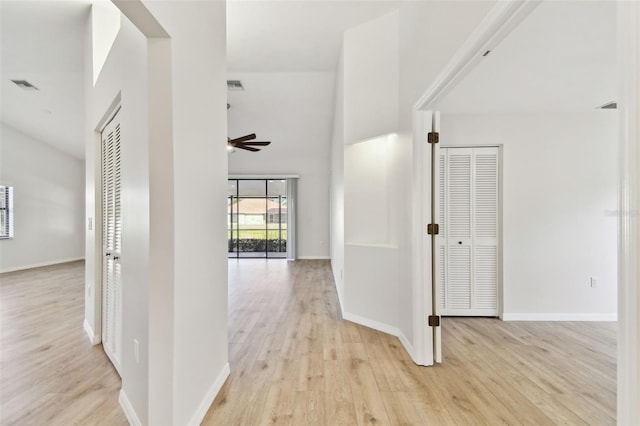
(0, 186, 14, 239)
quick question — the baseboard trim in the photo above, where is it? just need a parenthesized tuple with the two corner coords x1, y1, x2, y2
(502, 313, 617, 322)
(396, 331, 416, 362)
(119, 389, 142, 426)
(335, 286, 345, 318)
(83, 319, 101, 345)
(187, 362, 230, 426)
(342, 312, 416, 362)
(0, 257, 85, 274)
(297, 256, 331, 260)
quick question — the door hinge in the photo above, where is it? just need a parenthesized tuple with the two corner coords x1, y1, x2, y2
(428, 315, 440, 327)
(427, 224, 439, 235)
(428, 132, 439, 144)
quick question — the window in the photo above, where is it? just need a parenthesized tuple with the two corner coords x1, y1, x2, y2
(228, 179, 288, 259)
(0, 186, 14, 239)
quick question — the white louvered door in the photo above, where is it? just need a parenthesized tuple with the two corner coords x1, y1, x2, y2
(439, 147, 499, 316)
(101, 109, 122, 375)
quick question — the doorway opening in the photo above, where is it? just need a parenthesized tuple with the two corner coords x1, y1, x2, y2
(413, 1, 623, 372)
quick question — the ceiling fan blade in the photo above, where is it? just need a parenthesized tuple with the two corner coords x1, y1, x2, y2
(228, 133, 256, 144)
(236, 145, 260, 152)
(239, 141, 271, 146)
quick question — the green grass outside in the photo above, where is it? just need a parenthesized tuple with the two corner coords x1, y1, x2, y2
(228, 228, 288, 240)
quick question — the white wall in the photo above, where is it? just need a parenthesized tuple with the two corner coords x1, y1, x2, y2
(621, 4, 640, 423)
(441, 111, 618, 319)
(343, 11, 399, 144)
(343, 133, 403, 332)
(143, 3, 228, 424)
(344, 135, 395, 244)
(228, 72, 333, 259)
(398, 1, 497, 132)
(336, 11, 411, 345)
(330, 49, 345, 305)
(84, 9, 151, 423)
(330, 3, 496, 357)
(85, 1, 228, 424)
(0, 123, 84, 272)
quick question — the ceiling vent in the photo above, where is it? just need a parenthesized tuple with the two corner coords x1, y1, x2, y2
(227, 80, 244, 91)
(598, 101, 617, 110)
(11, 79, 38, 90)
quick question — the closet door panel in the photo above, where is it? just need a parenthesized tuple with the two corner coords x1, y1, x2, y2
(440, 147, 499, 316)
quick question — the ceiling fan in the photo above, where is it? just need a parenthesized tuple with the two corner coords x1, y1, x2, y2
(227, 102, 271, 153)
(227, 133, 271, 153)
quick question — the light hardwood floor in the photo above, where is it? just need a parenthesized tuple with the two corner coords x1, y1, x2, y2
(0, 261, 127, 426)
(204, 259, 616, 425)
(1, 260, 616, 425)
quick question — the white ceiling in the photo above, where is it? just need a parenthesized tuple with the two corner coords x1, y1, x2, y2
(437, 1, 617, 114)
(227, 0, 400, 71)
(1, 0, 618, 162)
(227, 72, 334, 159)
(0, 0, 400, 160)
(1, 1, 90, 160)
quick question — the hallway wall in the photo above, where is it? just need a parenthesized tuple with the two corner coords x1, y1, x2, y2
(85, 2, 229, 424)
(330, 1, 497, 358)
(0, 123, 84, 272)
(441, 111, 618, 319)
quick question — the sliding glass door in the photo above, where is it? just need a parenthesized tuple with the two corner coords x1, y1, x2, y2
(228, 179, 287, 258)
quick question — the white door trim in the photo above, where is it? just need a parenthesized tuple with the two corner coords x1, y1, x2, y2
(411, 110, 433, 366)
(617, 1, 640, 424)
(413, 1, 541, 111)
(411, 0, 538, 368)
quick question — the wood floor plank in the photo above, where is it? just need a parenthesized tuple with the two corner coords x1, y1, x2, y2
(1, 259, 616, 425)
(346, 359, 392, 426)
(204, 260, 616, 425)
(323, 360, 358, 425)
(304, 389, 325, 426)
(369, 358, 406, 392)
(0, 261, 126, 426)
(380, 391, 421, 426)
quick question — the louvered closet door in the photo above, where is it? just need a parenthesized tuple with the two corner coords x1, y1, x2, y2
(438, 147, 499, 316)
(101, 109, 122, 375)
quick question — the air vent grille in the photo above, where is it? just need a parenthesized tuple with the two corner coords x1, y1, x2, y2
(11, 80, 38, 90)
(227, 80, 244, 91)
(598, 101, 617, 110)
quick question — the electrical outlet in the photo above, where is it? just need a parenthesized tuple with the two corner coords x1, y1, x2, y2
(134, 339, 139, 364)
(590, 277, 598, 288)
(88, 217, 93, 231)
(87, 284, 92, 297)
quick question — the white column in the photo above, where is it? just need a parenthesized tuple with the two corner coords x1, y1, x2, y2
(617, 1, 640, 424)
